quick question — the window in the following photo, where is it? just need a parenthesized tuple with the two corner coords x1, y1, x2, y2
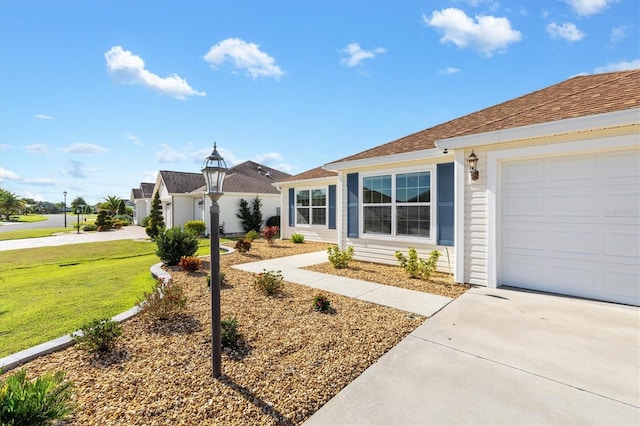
(296, 188, 327, 225)
(362, 171, 431, 238)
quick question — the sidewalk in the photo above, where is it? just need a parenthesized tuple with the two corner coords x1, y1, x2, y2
(0, 226, 149, 251)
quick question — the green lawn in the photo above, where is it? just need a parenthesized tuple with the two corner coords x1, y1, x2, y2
(0, 228, 73, 241)
(0, 237, 225, 357)
(5, 214, 49, 223)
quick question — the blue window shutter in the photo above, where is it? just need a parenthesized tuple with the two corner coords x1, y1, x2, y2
(347, 173, 359, 238)
(288, 188, 295, 227)
(328, 185, 337, 229)
(437, 163, 454, 246)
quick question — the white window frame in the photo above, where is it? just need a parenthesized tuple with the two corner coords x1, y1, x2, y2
(295, 187, 328, 226)
(359, 165, 436, 244)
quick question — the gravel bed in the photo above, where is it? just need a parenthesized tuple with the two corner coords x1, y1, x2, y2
(7, 241, 427, 425)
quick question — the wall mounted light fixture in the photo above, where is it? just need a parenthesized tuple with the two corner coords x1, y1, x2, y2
(468, 150, 479, 181)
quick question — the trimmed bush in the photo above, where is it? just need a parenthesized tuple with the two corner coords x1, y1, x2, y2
(0, 369, 75, 425)
(72, 318, 123, 353)
(184, 220, 206, 236)
(155, 227, 199, 266)
(141, 215, 151, 227)
(82, 223, 97, 232)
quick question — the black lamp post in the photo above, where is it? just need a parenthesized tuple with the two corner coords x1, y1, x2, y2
(63, 191, 67, 228)
(75, 206, 84, 234)
(201, 143, 228, 378)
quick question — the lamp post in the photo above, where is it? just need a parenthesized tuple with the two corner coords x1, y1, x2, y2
(75, 206, 84, 234)
(63, 191, 67, 228)
(201, 143, 228, 378)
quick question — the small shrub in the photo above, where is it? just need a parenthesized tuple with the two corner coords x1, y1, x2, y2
(0, 369, 75, 425)
(291, 233, 305, 244)
(112, 219, 124, 230)
(221, 317, 239, 347)
(254, 269, 284, 295)
(179, 256, 202, 272)
(82, 223, 97, 232)
(141, 215, 151, 227)
(113, 214, 132, 225)
(94, 211, 112, 231)
(207, 272, 226, 288)
(138, 279, 187, 321)
(155, 227, 199, 266)
(312, 293, 331, 312)
(184, 220, 206, 236)
(235, 238, 252, 253)
(395, 248, 441, 280)
(266, 215, 280, 227)
(245, 230, 259, 242)
(261, 226, 279, 245)
(327, 245, 354, 269)
(72, 318, 123, 353)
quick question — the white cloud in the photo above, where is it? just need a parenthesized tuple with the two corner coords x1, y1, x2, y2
(125, 132, 143, 146)
(21, 178, 56, 186)
(203, 38, 285, 80)
(156, 143, 187, 163)
(105, 46, 206, 100)
(594, 59, 640, 73)
(0, 167, 20, 182)
(564, 0, 617, 16)
(22, 191, 45, 202)
(340, 43, 387, 67)
(424, 8, 521, 57)
(25, 144, 49, 154)
(60, 143, 108, 154)
(0, 144, 11, 151)
(440, 67, 461, 74)
(34, 114, 54, 120)
(547, 22, 585, 41)
(610, 26, 627, 43)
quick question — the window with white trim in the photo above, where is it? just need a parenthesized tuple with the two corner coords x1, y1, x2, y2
(296, 188, 327, 225)
(362, 171, 431, 238)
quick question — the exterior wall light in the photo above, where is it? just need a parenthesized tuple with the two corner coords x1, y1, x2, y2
(468, 150, 479, 181)
(201, 142, 228, 379)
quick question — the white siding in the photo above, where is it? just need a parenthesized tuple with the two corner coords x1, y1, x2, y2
(464, 150, 489, 286)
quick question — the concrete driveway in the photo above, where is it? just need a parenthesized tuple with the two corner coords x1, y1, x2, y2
(306, 287, 640, 425)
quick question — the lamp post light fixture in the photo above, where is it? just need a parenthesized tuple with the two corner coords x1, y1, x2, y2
(63, 191, 68, 228)
(75, 206, 84, 234)
(201, 143, 228, 378)
(467, 150, 479, 181)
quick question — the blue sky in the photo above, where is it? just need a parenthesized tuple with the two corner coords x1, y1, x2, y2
(1, 0, 638, 205)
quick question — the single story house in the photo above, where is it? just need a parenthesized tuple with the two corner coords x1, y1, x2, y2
(275, 70, 639, 306)
(132, 161, 290, 235)
(130, 182, 155, 225)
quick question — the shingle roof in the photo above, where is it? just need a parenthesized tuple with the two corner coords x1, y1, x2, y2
(131, 188, 143, 199)
(275, 166, 337, 183)
(329, 69, 640, 164)
(140, 182, 155, 198)
(159, 161, 291, 195)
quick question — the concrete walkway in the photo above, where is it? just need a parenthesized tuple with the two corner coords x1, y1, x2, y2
(0, 225, 149, 251)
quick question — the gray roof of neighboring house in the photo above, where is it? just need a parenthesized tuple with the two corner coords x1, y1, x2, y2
(158, 161, 291, 195)
(140, 182, 155, 198)
(131, 188, 143, 199)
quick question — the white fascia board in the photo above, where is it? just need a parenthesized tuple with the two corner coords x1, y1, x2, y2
(324, 148, 444, 171)
(436, 108, 640, 149)
(273, 176, 339, 187)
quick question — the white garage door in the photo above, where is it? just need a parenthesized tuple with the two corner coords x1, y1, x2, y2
(500, 149, 640, 306)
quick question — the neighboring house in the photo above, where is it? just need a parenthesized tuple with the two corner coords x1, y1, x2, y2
(141, 161, 290, 235)
(275, 70, 640, 306)
(130, 182, 155, 225)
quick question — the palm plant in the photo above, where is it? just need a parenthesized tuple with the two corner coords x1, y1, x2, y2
(0, 188, 25, 221)
(100, 195, 122, 216)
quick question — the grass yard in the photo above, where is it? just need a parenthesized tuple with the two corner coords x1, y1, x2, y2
(0, 227, 72, 241)
(3, 214, 49, 223)
(0, 240, 161, 357)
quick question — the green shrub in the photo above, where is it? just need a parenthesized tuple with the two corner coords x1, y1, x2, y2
(72, 318, 123, 353)
(94, 211, 112, 231)
(394, 248, 441, 280)
(327, 245, 354, 269)
(155, 227, 199, 266)
(141, 216, 151, 227)
(82, 223, 97, 232)
(266, 215, 280, 227)
(113, 214, 132, 225)
(138, 279, 187, 321)
(0, 369, 75, 425)
(261, 226, 279, 245)
(221, 317, 239, 347)
(290, 233, 305, 244)
(207, 272, 227, 288)
(235, 238, 252, 253)
(312, 293, 332, 312)
(184, 220, 206, 236)
(245, 230, 259, 242)
(254, 269, 284, 295)
(178, 256, 202, 272)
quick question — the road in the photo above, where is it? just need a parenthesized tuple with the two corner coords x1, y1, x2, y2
(0, 214, 75, 232)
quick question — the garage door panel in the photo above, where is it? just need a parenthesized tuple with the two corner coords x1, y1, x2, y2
(500, 149, 640, 306)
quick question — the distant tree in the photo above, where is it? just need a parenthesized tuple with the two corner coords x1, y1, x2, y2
(0, 188, 24, 221)
(236, 196, 263, 233)
(100, 195, 122, 216)
(40, 201, 59, 214)
(117, 199, 126, 215)
(71, 196, 88, 211)
(21, 197, 36, 214)
(146, 192, 165, 240)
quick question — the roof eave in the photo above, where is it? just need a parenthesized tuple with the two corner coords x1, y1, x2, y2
(324, 148, 445, 171)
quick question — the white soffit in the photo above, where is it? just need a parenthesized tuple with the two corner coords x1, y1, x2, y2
(323, 148, 446, 171)
(436, 108, 640, 149)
